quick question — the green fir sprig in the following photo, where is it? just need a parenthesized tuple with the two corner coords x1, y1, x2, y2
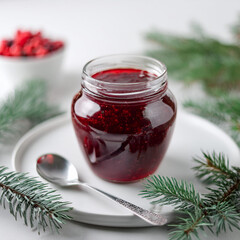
(0, 80, 62, 143)
(141, 152, 240, 240)
(184, 94, 240, 147)
(0, 166, 72, 233)
(145, 22, 240, 94)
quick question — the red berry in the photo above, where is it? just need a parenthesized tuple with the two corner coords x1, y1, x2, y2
(15, 31, 32, 47)
(2, 47, 11, 56)
(52, 41, 64, 50)
(29, 37, 42, 48)
(9, 44, 21, 56)
(23, 43, 34, 56)
(35, 46, 48, 57)
(41, 38, 50, 45)
(0, 40, 8, 54)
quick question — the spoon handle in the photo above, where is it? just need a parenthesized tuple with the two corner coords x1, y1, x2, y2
(80, 182, 167, 226)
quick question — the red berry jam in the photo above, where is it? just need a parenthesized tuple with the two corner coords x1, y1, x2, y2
(71, 56, 177, 183)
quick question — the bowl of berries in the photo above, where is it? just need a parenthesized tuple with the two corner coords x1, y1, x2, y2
(0, 30, 65, 86)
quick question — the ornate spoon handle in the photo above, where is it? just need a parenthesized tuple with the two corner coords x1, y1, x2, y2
(80, 182, 167, 226)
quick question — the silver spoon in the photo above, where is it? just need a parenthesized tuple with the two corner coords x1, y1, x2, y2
(36, 153, 167, 226)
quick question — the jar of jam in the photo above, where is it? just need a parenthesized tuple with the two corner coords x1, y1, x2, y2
(71, 55, 177, 183)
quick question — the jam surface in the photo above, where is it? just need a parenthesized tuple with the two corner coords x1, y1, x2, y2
(92, 68, 157, 83)
(71, 68, 177, 182)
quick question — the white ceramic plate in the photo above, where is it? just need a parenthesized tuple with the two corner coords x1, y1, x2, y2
(12, 111, 240, 227)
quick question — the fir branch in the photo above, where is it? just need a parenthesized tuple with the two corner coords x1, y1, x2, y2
(145, 22, 240, 93)
(141, 151, 240, 240)
(141, 176, 202, 210)
(206, 202, 240, 235)
(193, 152, 235, 183)
(169, 209, 210, 240)
(0, 80, 62, 143)
(0, 166, 72, 234)
(185, 94, 240, 124)
(184, 94, 240, 146)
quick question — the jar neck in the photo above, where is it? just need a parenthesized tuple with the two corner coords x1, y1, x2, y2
(81, 55, 168, 100)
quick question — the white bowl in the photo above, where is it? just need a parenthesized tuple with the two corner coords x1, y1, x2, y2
(0, 47, 65, 88)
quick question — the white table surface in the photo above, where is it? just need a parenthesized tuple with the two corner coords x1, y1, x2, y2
(0, 0, 240, 239)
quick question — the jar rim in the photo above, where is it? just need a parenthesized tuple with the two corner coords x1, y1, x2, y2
(83, 54, 167, 84)
(82, 54, 168, 98)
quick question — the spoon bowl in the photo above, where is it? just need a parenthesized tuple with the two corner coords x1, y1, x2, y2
(37, 154, 79, 186)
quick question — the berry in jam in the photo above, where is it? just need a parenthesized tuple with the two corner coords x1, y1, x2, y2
(71, 57, 177, 183)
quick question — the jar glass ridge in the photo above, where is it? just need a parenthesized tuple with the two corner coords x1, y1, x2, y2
(71, 54, 177, 183)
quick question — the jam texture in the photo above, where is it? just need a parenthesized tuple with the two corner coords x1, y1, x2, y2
(71, 68, 177, 182)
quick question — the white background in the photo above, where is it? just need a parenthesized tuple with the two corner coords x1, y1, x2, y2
(0, 0, 240, 239)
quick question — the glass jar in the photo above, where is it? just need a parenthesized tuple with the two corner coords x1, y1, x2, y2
(71, 55, 177, 183)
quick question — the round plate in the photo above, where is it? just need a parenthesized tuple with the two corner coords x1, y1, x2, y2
(12, 111, 240, 227)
